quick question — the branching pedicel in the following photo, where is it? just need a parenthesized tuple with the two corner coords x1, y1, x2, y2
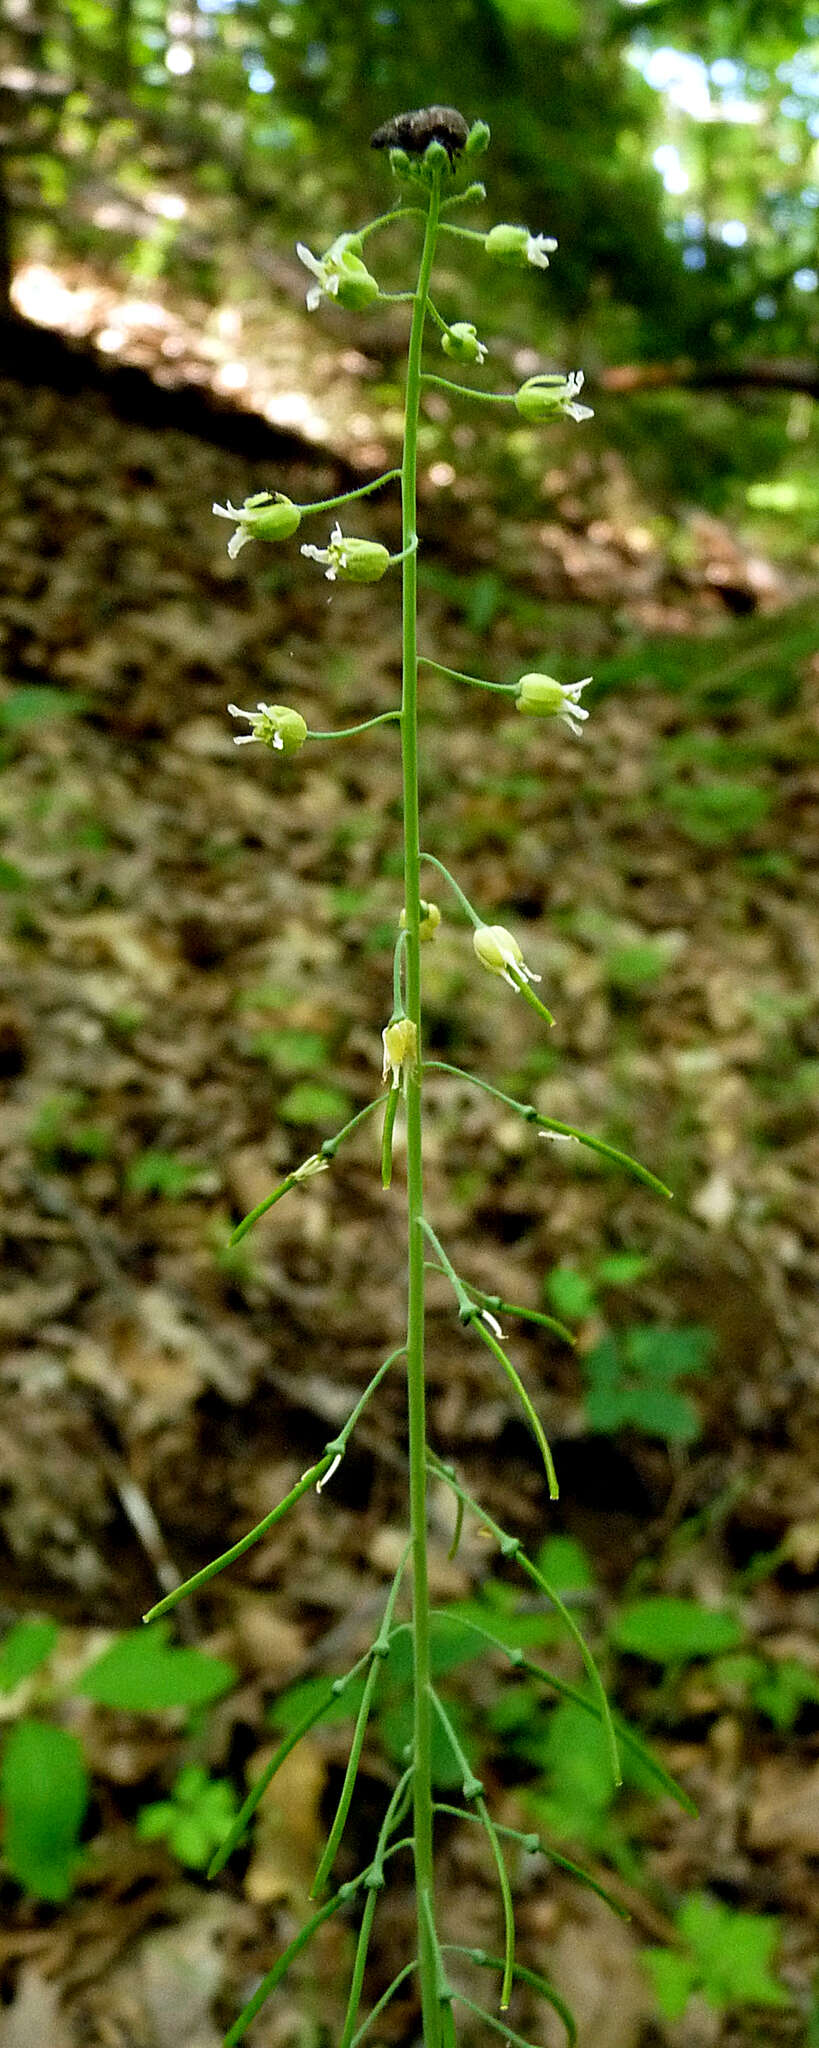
(147, 111, 682, 2048)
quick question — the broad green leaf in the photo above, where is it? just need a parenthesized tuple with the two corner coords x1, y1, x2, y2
(643, 1948, 700, 2020)
(676, 1894, 792, 2010)
(0, 1618, 58, 1692)
(612, 1598, 742, 1664)
(595, 1254, 652, 1287)
(0, 687, 88, 730)
(78, 1623, 235, 1712)
(534, 1535, 595, 1594)
(1, 1720, 88, 1902)
(278, 1081, 352, 1125)
(545, 1266, 596, 1320)
(625, 1324, 713, 1380)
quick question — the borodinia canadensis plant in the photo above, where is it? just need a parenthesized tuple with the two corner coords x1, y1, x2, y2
(145, 106, 683, 2048)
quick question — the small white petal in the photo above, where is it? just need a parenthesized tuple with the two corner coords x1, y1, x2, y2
(306, 284, 321, 311)
(481, 1309, 505, 1340)
(316, 1452, 342, 1493)
(297, 242, 322, 279)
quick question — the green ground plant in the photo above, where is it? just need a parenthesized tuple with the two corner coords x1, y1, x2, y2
(137, 107, 693, 2048)
(0, 1617, 235, 1902)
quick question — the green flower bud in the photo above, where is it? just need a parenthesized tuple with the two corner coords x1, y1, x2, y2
(442, 321, 487, 365)
(213, 492, 301, 559)
(515, 672, 592, 736)
(513, 371, 594, 424)
(301, 523, 391, 584)
(227, 701, 308, 754)
(484, 223, 557, 269)
(465, 120, 491, 158)
(400, 899, 442, 942)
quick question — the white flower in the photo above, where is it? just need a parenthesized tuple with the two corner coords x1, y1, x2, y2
(227, 701, 307, 754)
(514, 369, 594, 426)
(301, 522, 390, 584)
(525, 232, 558, 269)
(213, 492, 301, 559)
(296, 235, 379, 313)
(515, 671, 592, 739)
(473, 924, 541, 992)
(381, 1017, 418, 1091)
(292, 1152, 331, 1181)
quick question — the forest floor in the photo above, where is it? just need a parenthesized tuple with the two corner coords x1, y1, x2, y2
(0, 268, 818, 2048)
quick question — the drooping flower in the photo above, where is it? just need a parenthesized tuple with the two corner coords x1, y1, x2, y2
(515, 671, 592, 738)
(296, 234, 380, 313)
(514, 371, 593, 425)
(473, 923, 541, 992)
(213, 492, 301, 560)
(381, 1016, 418, 1091)
(227, 702, 308, 754)
(301, 522, 391, 584)
(484, 223, 557, 269)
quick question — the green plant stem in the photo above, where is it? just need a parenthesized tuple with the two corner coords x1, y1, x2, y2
(428, 1690, 515, 2007)
(419, 655, 517, 694)
(428, 1452, 621, 1787)
(421, 1220, 558, 1499)
(401, 164, 443, 2048)
(419, 851, 483, 927)
(299, 471, 401, 516)
(143, 1346, 403, 1623)
(421, 373, 514, 402)
(448, 1960, 577, 2047)
(424, 1060, 673, 1198)
(349, 1962, 419, 2048)
(311, 1540, 411, 1896)
(308, 712, 401, 740)
(339, 1769, 414, 2048)
(229, 1095, 389, 1244)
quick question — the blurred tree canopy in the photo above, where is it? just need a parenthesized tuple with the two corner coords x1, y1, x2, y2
(1, 0, 816, 373)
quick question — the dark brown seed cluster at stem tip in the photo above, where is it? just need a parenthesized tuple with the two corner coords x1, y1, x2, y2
(370, 105, 469, 163)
